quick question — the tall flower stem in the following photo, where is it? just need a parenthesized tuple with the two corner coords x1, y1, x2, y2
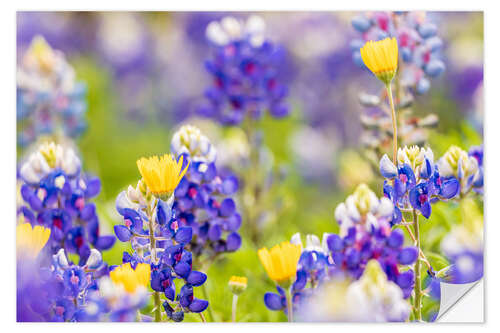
(286, 287, 293, 322)
(201, 282, 214, 322)
(231, 294, 239, 322)
(412, 209, 423, 321)
(386, 83, 398, 164)
(147, 199, 162, 323)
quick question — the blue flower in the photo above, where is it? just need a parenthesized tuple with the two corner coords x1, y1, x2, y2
(198, 16, 289, 125)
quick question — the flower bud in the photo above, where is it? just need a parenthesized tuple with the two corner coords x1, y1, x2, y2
(228, 276, 248, 295)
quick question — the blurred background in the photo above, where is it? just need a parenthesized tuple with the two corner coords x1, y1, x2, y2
(16, 11, 483, 322)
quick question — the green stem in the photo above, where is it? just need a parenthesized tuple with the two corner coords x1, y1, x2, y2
(201, 282, 214, 322)
(386, 84, 398, 165)
(231, 294, 238, 322)
(286, 287, 293, 322)
(412, 209, 423, 321)
(147, 199, 162, 322)
(153, 291, 162, 322)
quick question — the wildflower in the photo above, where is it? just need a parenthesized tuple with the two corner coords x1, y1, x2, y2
(360, 37, 398, 85)
(170, 125, 242, 257)
(17, 36, 88, 146)
(258, 241, 302, 285)
(228, 276, 248, 295)
(109, 263, 151, 294)
(16, 223, 50, 258)
(330, 185, 418, 297)
(438, 145, 480, 195)
(298, 260, 411, 322)
(199, 15, 289, 125)
(18, 141, 114, 263)
(136, 154, 189, 197)
(380, 146, 459, 221)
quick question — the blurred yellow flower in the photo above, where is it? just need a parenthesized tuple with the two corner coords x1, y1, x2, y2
(136, 154, 189, 196)
(109, 263, 151, 293)
(229, 275, 248, 295)
(258, 241, 301, 284)
(360, 37, 399, 85)
(16, 223, 51, 258)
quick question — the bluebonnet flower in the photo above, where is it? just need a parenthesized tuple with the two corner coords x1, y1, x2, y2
(380, 146, 459, 220)
(437, 145, 482, 196)
(351, 12, 445, 95)
(170, 125, 242, 259)
(297, 260, 411, 322)
(198, 15, 289, 125)
(18, 141, 115, 264)
(330, 184, 418, 298)
(17, 36, 87, 146)
(114, 150, 210, 322)
(17, 244, 107, 322)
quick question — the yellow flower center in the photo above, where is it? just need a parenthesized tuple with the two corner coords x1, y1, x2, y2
(109, 263, 151, 293)
(136, 154, 190, 196)
(258, 241, 302, 285)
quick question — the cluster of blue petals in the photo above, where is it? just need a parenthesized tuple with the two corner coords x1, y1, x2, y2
(114, 194, 209, 321)
(380, 155, 459, 221)
(199, 32, 289, 125)
(173, 154, 242, 258)
(19, 170, 115, 265)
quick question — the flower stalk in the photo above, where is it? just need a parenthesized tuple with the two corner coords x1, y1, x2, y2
(286, 287, 293, 322)
(412, 209, 423, 321)
(147, 199, 162, 322)
(386, 83, 398, 165)
(231, 294, 239, 322)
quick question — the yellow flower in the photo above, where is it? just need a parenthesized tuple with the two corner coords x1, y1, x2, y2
(16, 223, 51, 258)
(360, 37, 399, 85)
(228, 275, 248, 295)
(136, 154, 189, 196)
(258, 241, 301, 285)
(109, 263, 151, 293)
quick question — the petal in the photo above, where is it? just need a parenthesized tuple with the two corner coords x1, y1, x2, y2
(398, 247, 419, 265)
(387, 229, 404, 248)
(113, 225, 132, 242)
(440, 178, 459, 199)
(187, 271, 207, 287)
(174, 227, 193, 244)
(397, 270, 415, 289)
(380, 154, 398, 178)
(264, 292, 283, 311)
(226, 232, 242, 251)
(421, 201, 432, 219)
(188, 299, 209, 313)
